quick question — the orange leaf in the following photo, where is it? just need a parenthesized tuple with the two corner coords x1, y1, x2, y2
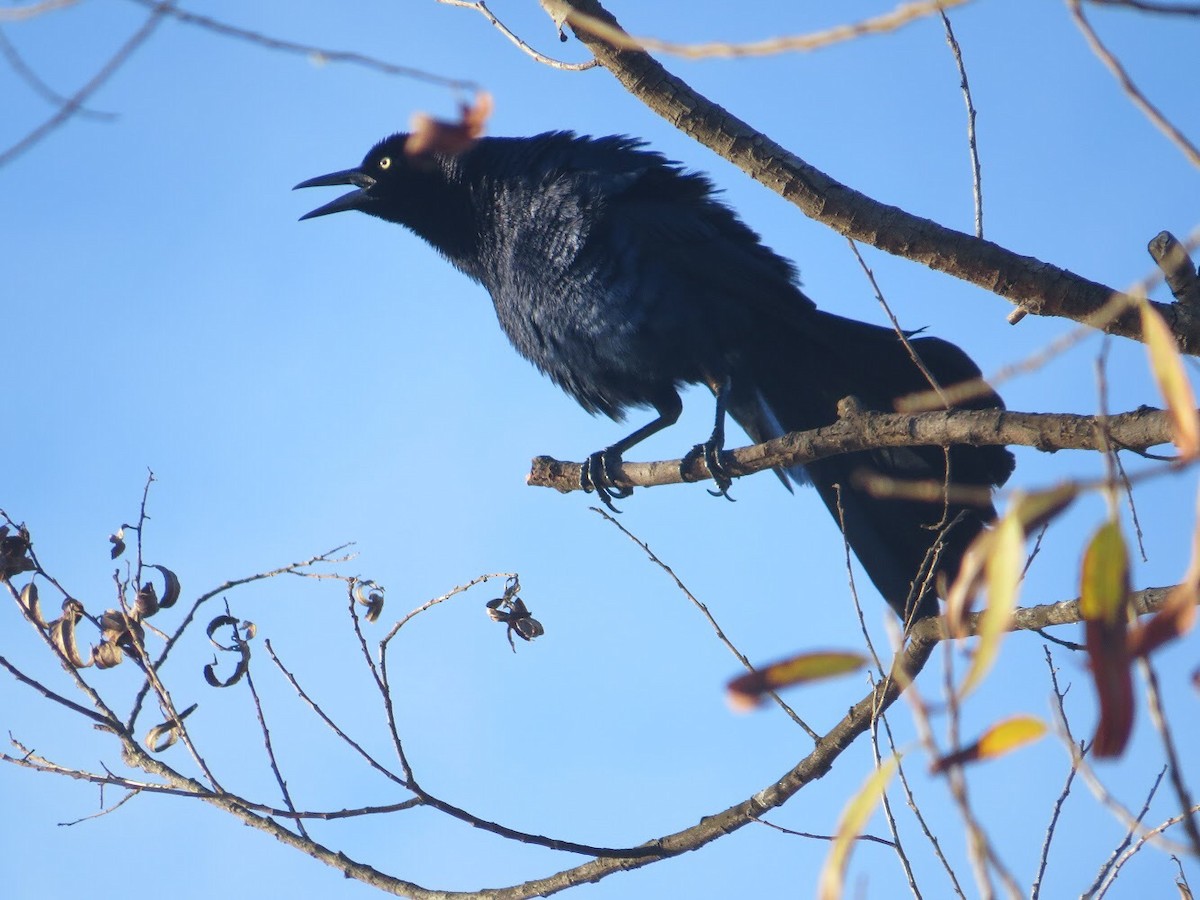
(932, 715, 1047, 772)
(1126, 583, 1197, 658)
(1141, 300, 1200, 458)
(728, 651, 865, 711)
(405, 92, 494, 158)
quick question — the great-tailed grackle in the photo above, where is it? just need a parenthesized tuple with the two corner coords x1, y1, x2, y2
(296, 132, 1014, 620)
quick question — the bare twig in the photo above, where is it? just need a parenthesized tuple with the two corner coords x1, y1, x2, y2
(590, 507, 818, 738)
(751, 815, 896, 847)
(848, 239, 949, 407)
(438, 0, 598, 71)
(241, 627, 309, 840)
(938, 11, 983, 239)
(0, 1, 173, 167)
(1086, 0, 1200, 11)
(125, 0, 478, 89)
(1068, 0, 1200, 169)
(0, 25, 113, 118)
(1087, 766, 1167, 897)
(1031, 648, 1085, 900)
(0, 0, 77, 21)
(1139, 657, 1200, 854)
(564, 0, 972, 59)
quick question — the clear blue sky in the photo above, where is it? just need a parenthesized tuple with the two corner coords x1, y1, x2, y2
(2, 2, 1198, 898)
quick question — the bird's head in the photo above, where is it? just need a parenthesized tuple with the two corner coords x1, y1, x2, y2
(293, 134, 414, 222)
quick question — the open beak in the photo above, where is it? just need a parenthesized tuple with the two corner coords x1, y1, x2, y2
(293, 168, 377, 220)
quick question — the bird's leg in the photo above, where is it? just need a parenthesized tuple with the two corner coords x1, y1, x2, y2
(581, 392, 682, 512)
(681, 376, 734, 501)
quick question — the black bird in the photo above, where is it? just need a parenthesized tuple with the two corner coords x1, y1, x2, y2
(296, 132, 1014, 620)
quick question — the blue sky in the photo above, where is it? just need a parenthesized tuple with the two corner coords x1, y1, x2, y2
(2, 2, 1198, 897)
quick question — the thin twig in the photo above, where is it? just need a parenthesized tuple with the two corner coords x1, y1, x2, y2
(0, 1, 173, 167)
(1088, 766, 1167, 898)
(125, 0, 479, 89)
(1138, 656, 1200, 853)
(847, 239, 949, 407)
(565, 0, 973, 59)
(1086, 0, 1200, 11)
(265, 638, 409, 787)
(591, 507, 819, 739)
(751, 815, 896, 847)
(1031, 648, 1085, 900)
(126, 543, 356, 728)
(438, 0, 598, 70)
(938, 10, 983, 239)
(1067, 0, 1200, 168)
(0, 25, 114, 118)
(241, 625, 309, 840)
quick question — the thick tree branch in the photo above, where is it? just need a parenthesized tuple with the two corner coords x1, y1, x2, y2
(528, 403, 1178, 494)
(538, 0, 1200, 354)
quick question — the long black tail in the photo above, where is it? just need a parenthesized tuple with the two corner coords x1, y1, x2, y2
(728, 310, 1015, 621)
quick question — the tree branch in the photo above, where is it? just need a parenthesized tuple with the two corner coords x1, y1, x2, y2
(528, 403, 1178, 495)
(537, 0, 1200, 353)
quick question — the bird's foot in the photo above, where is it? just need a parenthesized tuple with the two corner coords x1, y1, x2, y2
(580, 449, 633, 513)
(681, 440, 735, 501)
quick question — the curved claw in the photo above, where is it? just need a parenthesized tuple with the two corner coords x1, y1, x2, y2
(581, 449, 633, 512)
(682, 441, 735, 502)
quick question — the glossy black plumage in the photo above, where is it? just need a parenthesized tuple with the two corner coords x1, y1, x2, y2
(296, 131, 1014, 620)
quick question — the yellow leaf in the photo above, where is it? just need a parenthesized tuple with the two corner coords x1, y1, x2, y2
(1141, 301, 1200, 458)
(960, 511, 1022, 697)
(1080, 519, 1130, 624)
(943, 530, 991, 638)
(975, 714, 1047, 759)
(818, 755, 898, 900)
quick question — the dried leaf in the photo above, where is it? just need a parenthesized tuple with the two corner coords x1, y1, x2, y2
(149, 564, 181, 609)
(109, 528, 126, 560)
(100, 608, 144, 648)
(354, 580, 385, 622)
(728, 651, 866, 711)
(206, 614, 241, 651)
(204, 615, 252, 686)
(1080, 520, 1134, 758)
(404, 92, 494, 158)
(959, 512, 1023, 697)
(932, 714, 1047, 772)
(93, 641, 124, 669)
(818, 755, 898, 900)
(145, 703, 197, 753)
(1141, 300, 1200, 457)
(203, 646, 250, 688)
(48, 599, 91, 668)
(0, 524, 34, 580)
(20, 581, 45, 628)
(134, 581, 159, 619)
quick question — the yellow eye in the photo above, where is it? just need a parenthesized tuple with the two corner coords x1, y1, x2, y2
(379, 157, 392, 170)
